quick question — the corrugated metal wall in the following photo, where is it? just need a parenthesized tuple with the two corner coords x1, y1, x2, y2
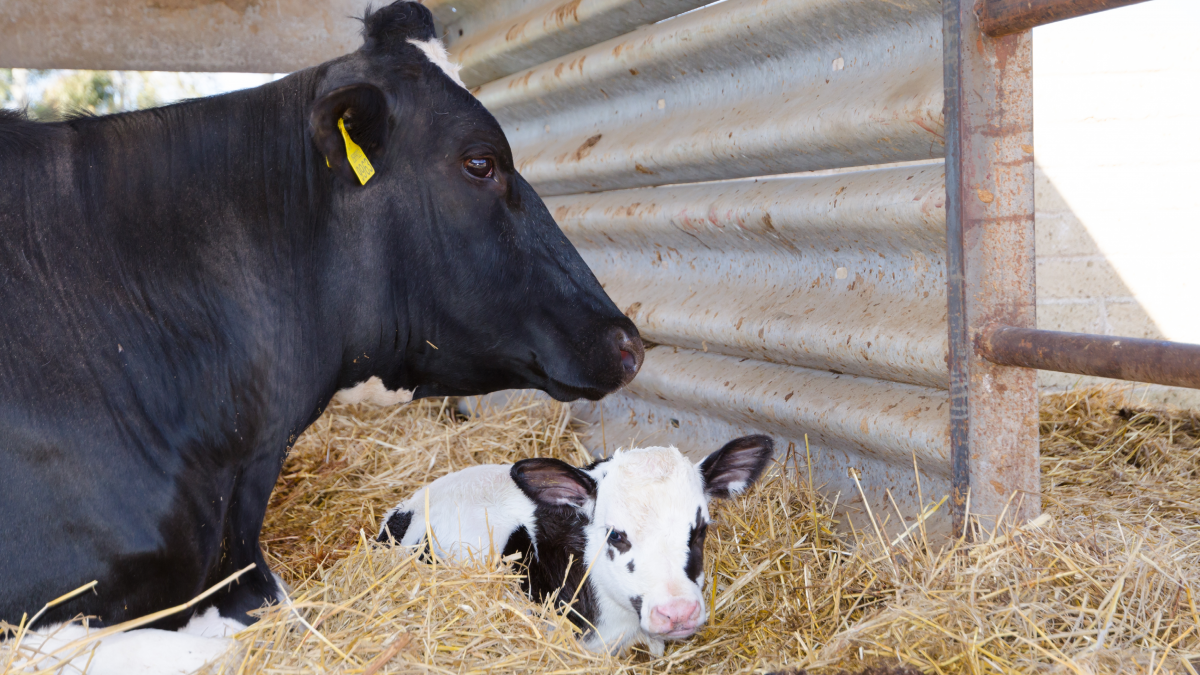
(435, 0, 950, 524)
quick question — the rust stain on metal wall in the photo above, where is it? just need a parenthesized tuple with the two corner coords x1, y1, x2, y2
(549, 0, 584, 26)
(568, 134, 603, 161)
(506, 21, 531, 42)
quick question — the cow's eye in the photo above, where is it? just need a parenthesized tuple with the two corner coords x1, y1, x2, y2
(463, 157, 494, 179)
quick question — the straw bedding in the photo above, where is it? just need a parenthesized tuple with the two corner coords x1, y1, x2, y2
(4, 389, 1200, 674)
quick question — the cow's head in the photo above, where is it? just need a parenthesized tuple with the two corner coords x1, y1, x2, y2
(309, 1, 642, 402)
(512, 435, 775, 651)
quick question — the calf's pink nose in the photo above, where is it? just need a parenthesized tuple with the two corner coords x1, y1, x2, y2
(648, 599, 702, 635)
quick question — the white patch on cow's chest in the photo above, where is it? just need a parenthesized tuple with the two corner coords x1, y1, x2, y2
(334, 376, 413, 406)
(407, 38, 466, 88)
(14, 610, 246, 674)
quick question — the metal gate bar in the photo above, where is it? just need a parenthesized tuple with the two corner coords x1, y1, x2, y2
(979, 0, 1154, 37)
(978, 327, 1200, 390)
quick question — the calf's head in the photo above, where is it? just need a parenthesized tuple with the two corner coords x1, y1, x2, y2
(512, 435, 774, 649)
(310, 1, 641, 402)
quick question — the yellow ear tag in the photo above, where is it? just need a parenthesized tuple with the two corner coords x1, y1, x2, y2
(338, 118, 375, 185)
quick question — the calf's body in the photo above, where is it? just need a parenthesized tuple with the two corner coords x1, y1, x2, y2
(378, 436, 775, 655)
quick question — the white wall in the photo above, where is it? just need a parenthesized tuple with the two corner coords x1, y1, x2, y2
(1033, 0, 1200, 407)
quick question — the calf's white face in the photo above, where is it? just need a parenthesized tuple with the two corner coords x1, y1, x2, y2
(589, 447, 710, 641)
(511, 435, 773, 654)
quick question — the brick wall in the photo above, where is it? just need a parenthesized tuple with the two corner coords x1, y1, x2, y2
(1032, 0, 1200, 409)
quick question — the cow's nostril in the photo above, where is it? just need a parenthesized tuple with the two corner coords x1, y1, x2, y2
(620, 350, 636, 372)
(612, 327, 644, 384)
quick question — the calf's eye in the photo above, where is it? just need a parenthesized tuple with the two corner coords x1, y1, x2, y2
(463, 157, 494, 179)
(607, 529, 631, 553)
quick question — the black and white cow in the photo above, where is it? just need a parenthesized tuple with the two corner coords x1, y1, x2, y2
(0, 1, 642, 669)
(377, 435, 775, 655)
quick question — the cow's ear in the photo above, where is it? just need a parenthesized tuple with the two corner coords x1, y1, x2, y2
(511, 458, 597, 509)
(310, 84, 389, 186)
(698, 435, 774, 499)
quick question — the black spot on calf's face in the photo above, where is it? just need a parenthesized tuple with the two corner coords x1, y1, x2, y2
(684, 507, 708, 582)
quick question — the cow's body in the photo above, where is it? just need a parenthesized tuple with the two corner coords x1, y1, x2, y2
(0, 1, 641, 651)
(377, 436, 775, 655)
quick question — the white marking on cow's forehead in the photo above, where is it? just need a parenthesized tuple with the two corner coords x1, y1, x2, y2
(407, 38, 465, 88)
(333, 376, 413, 406)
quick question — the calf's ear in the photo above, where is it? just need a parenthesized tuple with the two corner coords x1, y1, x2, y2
(310, 84, 390, 186)
(511, 458, 597, 509)
(699, 435, 774, 499)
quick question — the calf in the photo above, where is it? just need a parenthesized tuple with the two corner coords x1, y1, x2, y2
(377, 435, 774, 655)
(0, 0, 642, 666)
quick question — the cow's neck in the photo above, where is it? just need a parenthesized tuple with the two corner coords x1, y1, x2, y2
(66, 69, 352, 442)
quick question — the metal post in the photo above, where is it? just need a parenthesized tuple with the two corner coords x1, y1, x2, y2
(944, 0, 1040, 536)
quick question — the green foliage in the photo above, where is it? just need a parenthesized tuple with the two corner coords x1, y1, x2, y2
(31, 71, 118, 120)
(136, 76, 163, 111)
(0, 70, 165, 121)
(0, 69, 12, 106)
